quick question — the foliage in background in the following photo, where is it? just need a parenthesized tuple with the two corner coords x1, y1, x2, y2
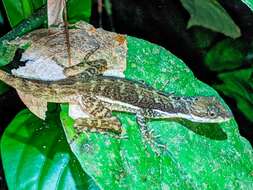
(214, 69, 253, 123)
(204, 39, 247, 72)
(104, 0, 112, 16)
(67, 0, 91, 23)
(2, 0, 46, 27)
(2, 0, 91, 27)
(180, 0, 241, 38)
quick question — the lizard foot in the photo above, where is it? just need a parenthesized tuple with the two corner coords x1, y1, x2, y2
(136, 111, 167, 156)
(69, 117, 125, 144)
(74, 117, 122, 133)
(68, 130, 88, 145)
(142, 128, 167, 156)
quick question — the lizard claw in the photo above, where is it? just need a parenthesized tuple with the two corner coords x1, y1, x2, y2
(136, 111, 167, 156)
(142, 127, 167, 156)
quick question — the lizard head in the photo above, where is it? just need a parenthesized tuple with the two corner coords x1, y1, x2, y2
(185, 96, 233, 123)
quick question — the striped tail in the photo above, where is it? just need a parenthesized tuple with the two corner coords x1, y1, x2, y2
(0, 69, 21, 89)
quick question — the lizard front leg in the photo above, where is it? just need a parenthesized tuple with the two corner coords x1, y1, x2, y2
(64, 59, 108, 79)
(70, 95, 124, 144)
(63, 43, 107, 78)
(136, 109, 166, 155)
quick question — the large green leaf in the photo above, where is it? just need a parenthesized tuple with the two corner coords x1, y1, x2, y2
(61, 36, 253, 189)
(180, 0, 241, 38)
(214, 68, 253, 122)
(241, 0, 253, 12)
(1, 107, 96, 190)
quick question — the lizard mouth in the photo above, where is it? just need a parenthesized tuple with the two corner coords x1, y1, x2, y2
(152, 110, 232, 123)
(189, 114, 232, 123)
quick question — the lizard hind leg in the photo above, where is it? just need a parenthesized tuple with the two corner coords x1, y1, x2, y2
(136, 110, 167, 156)
(70, 117, 123, 144)
(75, 117, 122, 134)
(69, 95, 125, 144)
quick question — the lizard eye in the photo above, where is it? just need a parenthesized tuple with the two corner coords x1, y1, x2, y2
(207, 107, 218, 118)
(172, 96, 180, 100)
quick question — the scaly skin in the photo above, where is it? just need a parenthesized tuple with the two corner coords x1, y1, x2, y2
(0, 69, 232, 123)
(0, 69, 233, 154)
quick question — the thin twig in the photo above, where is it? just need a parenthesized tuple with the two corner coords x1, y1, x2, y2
(63, 0, 72, 66)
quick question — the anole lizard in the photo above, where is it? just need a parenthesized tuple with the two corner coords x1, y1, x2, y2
(0, 59, 232, 153)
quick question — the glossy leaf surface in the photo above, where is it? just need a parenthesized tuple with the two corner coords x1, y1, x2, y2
(60, 36, 253, 189)
(1, 108, 93, 190)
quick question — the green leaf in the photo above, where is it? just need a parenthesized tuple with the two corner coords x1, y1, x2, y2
(241, 0, 253, 12)
(2, 0, 91, 28)
(1, 107, 96, 190)
(0, 5, 47, 42)
(104, 0, 112, 15)
(61, 36, 253, 189)
(180, 0, 241, 38)
(204, 39, 247, 72)
(0, 42, 18, 67)
(214, 68, 253, 122)
(190, 27, 218, 49)
(2, 0, 46, 27)
(67, 0, 92, 23)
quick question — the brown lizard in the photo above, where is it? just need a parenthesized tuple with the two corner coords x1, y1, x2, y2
(0, 59, 232, 153)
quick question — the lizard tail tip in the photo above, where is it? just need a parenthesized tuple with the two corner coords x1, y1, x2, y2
(0, 69, 16, 87)
(0, 69, 9, 79)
